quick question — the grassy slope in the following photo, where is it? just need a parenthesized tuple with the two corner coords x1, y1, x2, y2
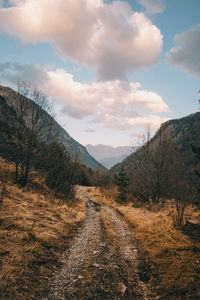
(0, 161, 86, 300)
(96, 188, 200, 299)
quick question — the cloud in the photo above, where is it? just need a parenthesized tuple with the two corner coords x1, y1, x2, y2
(0, 62, 169, 130)
(0, 0, 163, 80)
(128, 114, 168, 127)
(93, 112, 168, 130)
(167, 24, 200, 76)
(137, 0, 165, 15)
(0, 62, 48, 86)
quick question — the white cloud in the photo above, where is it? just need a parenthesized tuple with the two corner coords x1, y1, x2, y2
(137, 0, 165, 15)
(167, 25, 200, 76)
(128, 114, 168, 127)
(133, 90, 168, 112)
(0, 0, 163, 80)
(0, 62, 169, 130)
(93, 112, 168, 130)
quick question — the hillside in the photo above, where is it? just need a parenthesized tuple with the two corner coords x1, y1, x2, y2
(0, 160, 86, 299)
(1, 113, 200, 299)
(111, 112, 200, 174)
(0, 85, 106, 172)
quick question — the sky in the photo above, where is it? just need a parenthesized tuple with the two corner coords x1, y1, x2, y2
(0, 0, 199, 147)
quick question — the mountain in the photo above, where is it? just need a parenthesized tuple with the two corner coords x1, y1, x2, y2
(0, 85, 106, 172)
(111, 112, 200, 174)
(86, 144, 132, 168)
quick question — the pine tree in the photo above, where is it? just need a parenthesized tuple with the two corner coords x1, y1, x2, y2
(114, 167, 129, 202)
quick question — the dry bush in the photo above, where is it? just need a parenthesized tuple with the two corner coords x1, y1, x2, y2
(0, 160, 15, 183)
(97, 186, 118, 203)
(0, 161, 12, 206)
(0, 162, 86, 300)
(115, 202, 200, 298)
(0, 177, 8, 206)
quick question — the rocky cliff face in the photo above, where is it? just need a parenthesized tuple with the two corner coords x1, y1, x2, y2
(0, 85, 106, 172)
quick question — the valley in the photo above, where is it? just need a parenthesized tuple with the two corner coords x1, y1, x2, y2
(0, 84, 200, 299)
(86, 145, 131, 169)
(0, 0, 200, 297)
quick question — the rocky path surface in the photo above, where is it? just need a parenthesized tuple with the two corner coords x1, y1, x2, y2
(42, 189, 156, 299)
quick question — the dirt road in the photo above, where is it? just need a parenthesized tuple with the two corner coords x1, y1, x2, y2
(43, 189, 156, 299)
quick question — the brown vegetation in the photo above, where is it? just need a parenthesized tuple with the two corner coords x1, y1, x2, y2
(117, 204, 200, 298)
(0, 161, 86, 300)
(96, 188, 200, 299)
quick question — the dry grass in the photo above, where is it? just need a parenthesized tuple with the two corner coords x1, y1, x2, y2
(91, 187, 118, 206)
(0, 161, 86, 300)
(116, 204, 200, 296)
(95, 188, 200, 299)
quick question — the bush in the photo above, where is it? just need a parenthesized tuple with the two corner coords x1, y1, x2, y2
(34, 142, 80, 200)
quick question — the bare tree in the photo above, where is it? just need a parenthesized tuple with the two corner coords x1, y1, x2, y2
(169, 159, 197, 228)
(172, 181, 194, 228)
(35, 141, 80, 200)
(12, 82, 54, 186)
(128, 127, 177, 207)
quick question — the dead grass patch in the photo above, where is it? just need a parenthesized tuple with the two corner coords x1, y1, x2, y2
(112, 203, 200, 298)
(0, 162, 86, 300)
(87, 187, 200, 298)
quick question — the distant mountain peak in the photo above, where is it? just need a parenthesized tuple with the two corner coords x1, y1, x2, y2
(86, 144, 133, 169)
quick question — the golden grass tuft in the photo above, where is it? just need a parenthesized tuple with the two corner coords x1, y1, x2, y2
(0, 161, 86, 300)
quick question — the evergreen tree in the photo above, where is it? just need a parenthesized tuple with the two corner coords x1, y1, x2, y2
(114, 167, 129, 202)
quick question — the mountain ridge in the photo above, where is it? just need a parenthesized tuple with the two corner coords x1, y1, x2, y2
(111, 112, 200, 174)
(0, 85, 106, 172)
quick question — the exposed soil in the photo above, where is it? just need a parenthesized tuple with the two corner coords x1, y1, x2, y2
(42, 189, 157, 299)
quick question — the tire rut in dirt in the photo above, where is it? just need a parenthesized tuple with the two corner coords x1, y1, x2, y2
(44, 202, 102, 299)
(99, 207, 153, 299)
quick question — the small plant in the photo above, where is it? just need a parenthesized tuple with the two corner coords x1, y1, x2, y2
(0, 177, 8, 206)
(45, 189, 55, 203)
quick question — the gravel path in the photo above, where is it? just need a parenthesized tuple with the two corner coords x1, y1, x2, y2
(42, 190, 156, 299)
